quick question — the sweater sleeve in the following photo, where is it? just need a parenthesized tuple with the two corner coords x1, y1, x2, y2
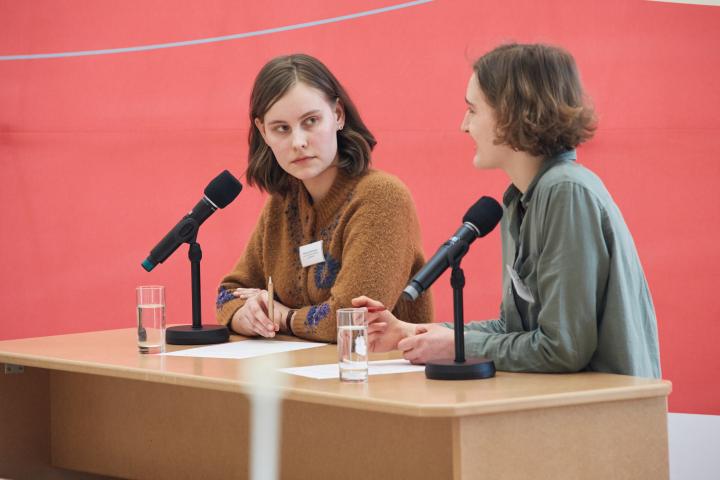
(463, 183, 609, 372)
(290, 177, 423, 342)
(215, 202, 269, 327)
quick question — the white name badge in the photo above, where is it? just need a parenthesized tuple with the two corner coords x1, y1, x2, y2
(506, 264, 536, 304)
(299, 240, 326, 268)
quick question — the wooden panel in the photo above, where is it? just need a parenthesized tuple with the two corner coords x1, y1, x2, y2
(50, 371, 457, 480)
(51, 371, 249, 480)
(454, 397, 669, 480)
(0, 365, 51, 478)
(281, 400, 454, 480)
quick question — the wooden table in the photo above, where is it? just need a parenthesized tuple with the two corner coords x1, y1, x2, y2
(0, 328, 671, 480)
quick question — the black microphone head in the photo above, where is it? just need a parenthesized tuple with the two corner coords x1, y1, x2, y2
(463, 196, 503, 237)
(204, 170, 242, 208)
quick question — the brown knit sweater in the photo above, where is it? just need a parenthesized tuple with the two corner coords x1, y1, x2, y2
(215, 168, 433, 342)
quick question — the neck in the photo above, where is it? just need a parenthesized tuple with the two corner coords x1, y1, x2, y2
(303, 165, 339, 203)
(502, 151, 544, 193)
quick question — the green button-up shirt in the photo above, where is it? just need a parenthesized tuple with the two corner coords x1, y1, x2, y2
(458, 151, 661, 377)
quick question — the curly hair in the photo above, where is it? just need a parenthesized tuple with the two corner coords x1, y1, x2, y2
(474, 43, 597, 157)
(246, 54, 376, 196)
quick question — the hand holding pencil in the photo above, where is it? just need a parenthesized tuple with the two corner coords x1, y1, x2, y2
(229, 279, 287, 338)
(267, 276, 274, 330)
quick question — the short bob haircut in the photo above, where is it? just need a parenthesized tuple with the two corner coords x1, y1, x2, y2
(246, 54, 376, 196)
(474, 43, 597, 158)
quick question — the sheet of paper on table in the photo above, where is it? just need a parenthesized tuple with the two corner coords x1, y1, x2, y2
(280, 359, 426, 379)
(164, 339, 326, 359)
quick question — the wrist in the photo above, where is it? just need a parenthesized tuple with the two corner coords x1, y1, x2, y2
(401, 321, 417, 339)
(283, 309, 297, 335)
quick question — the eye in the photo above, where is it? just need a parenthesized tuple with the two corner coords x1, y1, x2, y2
(272, 124, 289, 134)
(303, 116, 319, 126)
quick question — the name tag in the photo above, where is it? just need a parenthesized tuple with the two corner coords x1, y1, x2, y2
(299, 240, 326, 268)
(506, 264, 535, 304)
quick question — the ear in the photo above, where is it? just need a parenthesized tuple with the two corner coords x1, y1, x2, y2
(334, 99, 345, 130)
(254, 118, 268, 143)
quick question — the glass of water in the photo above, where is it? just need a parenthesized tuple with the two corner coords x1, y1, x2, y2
(337, 308, 368, 382)
(136, 285, 166, 354)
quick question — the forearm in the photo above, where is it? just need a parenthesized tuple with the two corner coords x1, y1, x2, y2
(440, 318, 506, 334)
(464, 322, 595, 372)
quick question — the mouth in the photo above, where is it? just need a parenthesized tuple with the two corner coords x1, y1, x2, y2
(292, 156, 314, 164)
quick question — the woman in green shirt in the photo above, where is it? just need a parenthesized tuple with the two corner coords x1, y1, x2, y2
(354, 43, 660, 377)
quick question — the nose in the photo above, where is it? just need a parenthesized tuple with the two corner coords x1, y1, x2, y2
(460, 111, 469, 133)
(292, 129, 308, 150)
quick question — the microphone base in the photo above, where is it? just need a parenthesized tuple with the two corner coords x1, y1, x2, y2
(425, 357, 496, 380)
(166, 324, 229, 345)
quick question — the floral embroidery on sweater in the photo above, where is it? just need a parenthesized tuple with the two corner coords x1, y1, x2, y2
(314, 254, 340, 290)
(216, 287, 234, 311)
(305, 303, 330, 333)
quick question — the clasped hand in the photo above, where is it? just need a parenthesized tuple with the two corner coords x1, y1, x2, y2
(351, 296, 455, 364)
(230, 288, 289, 338)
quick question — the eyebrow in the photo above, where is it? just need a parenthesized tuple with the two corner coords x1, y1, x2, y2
(266, 109, 322, 126)
(464, 98, 474, 106)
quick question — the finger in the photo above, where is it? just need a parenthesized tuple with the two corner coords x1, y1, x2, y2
(397, 336, 415, 353)
(402, 349, 419, 364)
(351, 296, 385, 308)
(232, 287, 261, 296)
(405, 353, 425, 365)
(398, 337, 413, 356)
(258, 292, 281, 331)
(251, 316, 275, 337)
(248, 301, 274, 331)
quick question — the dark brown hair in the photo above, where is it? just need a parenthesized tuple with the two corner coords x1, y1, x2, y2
(246, 53, 376, 195)
(474, 43, 597, 157)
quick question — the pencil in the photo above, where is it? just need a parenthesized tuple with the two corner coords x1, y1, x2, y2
(267, 276, 274, 325)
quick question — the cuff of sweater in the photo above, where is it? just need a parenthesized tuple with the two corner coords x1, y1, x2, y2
(290, 306, 336, 343)
(216, 297, 245, 327)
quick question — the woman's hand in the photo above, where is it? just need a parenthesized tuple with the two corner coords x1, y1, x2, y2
(351, 296, 417, 353)
(397, 324, 455, 364)
(230, 289, 289, 338)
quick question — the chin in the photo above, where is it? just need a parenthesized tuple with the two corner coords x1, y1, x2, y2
(290, 166, 322, 181)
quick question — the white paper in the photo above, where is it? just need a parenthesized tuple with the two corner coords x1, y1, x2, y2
(164, 339, 326, 359)
(299, 240, 325, 267)
(280, 359, 426, 379)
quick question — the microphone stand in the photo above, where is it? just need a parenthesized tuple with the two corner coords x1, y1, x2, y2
(425, 243, 495, 380)
(165, 222, 229, 345)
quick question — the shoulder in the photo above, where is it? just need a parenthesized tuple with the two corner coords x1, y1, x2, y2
(535, 161, 612, 207)
(353, 169, 415, 204)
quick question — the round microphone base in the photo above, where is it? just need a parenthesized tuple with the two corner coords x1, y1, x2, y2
(166, 324, 229, 345)
(425, 357, 496, 380)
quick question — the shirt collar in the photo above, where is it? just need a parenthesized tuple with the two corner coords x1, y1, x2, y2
(502, 149, 577, 208)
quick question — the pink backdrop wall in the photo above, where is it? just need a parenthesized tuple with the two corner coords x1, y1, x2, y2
(1, 0, 718, 414)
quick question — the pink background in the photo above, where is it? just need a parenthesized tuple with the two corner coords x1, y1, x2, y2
(1, 0, 718, 414)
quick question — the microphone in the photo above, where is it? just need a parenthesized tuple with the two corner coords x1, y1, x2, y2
(403, 196, 503, 301)
(141, 170, 242, 272)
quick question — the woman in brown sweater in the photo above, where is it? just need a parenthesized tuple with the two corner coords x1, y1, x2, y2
(216, 54, 433, 342)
